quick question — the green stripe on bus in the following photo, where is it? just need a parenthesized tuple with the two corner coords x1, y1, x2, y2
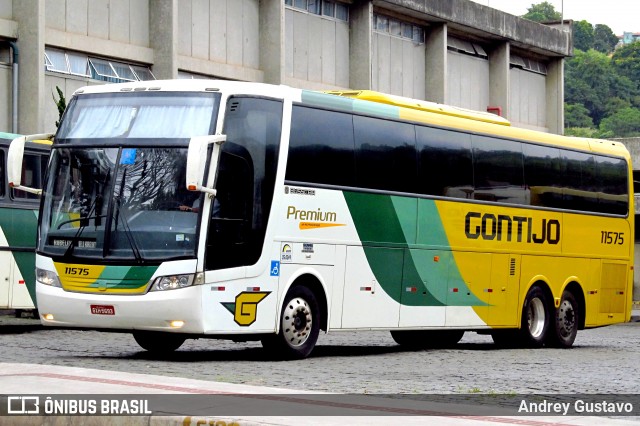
(87, 265, 157, 290)
(0, 207, 39, 306)
(344, 192, 485, 307)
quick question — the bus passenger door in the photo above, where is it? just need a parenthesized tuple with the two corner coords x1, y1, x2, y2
(0, 251, 11, 307)
(487, 254, 520, 326)
(342, 246, 401, 328)
(598, 260, 629, 325)
(399, 249, 447, 327)
(446, 251, 492, 327)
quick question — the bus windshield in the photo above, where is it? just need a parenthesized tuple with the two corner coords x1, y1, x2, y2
(57, 92, 219, 140)
(40, 147, 201, 262)
(39, 92, 221, 262)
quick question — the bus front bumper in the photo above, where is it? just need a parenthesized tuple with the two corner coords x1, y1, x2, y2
(36, 282, 205, 333)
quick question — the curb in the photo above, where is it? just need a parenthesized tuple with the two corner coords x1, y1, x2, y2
(0, 416, 265, 426)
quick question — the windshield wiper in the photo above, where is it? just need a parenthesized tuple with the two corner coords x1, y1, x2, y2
(111, 166, 142, 263)
(63, 195, 99, 259)
(113, 199, 143, 263)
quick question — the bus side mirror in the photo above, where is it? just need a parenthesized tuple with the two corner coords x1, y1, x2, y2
(8, 133, 54, 195)
(186, 134, 226, 196)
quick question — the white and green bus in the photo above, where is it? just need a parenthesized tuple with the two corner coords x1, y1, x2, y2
(9, 81, 633, 359)
(1, 132, 51, 313)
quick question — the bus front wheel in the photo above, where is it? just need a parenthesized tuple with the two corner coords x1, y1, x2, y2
(546, 290, 579, 348)
(133, 331, 186, 353)
(519, 285, 551, 348)
(261, 286, 320, 360)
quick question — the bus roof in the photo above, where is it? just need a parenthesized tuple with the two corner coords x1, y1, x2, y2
(325, 90, 511, 126)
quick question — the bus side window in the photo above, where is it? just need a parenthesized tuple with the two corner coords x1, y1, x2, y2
(206, 149, 252, 270)
(205, 97, 282, 271)
(353, 115, 417, 193)
(472, 136, 526, 205)
(11, 153, 43, 200)
(523, 144, 563, 209)
(286, 106, 355, 187)
(0, 149, 5, 198)
(595, 156, 628, 215)
(416, 126, 473, 198)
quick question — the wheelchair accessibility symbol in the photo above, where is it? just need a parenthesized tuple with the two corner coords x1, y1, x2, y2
(270, 260, 280, 277)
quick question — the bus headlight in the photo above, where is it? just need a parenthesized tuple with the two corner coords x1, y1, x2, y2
(151, 274, 195, 291)
(36, 268, 62, 288)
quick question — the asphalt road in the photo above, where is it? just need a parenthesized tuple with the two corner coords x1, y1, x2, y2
(1, 311, 638, 395)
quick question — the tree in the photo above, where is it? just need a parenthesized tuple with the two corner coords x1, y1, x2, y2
(573, 20, 594, 51)
(593, 24, 619, 54)
(611, 41, 640, 86)
(52, 86, 66, 128)
(522, 1, 561, 22)
(564, 103, 593, 128)
(605, 97, 632, 118)
(565, 49, 638, 126)
(564, 127, 599, 138)
(599, 107, 640, 137)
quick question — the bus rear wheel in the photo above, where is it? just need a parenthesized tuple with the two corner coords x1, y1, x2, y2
(519, 285, 551, 348)
(261, 286, 320, 360)
(391, 330, 464, 348)
(133, 331, 186, 353)
(546, 290, 579, 348)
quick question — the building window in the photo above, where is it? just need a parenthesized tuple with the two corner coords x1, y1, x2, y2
(307, 0, 321, 15)
(0, 44, 11, 65)
(44, 48, 155, 83)
(447, 36, 488, 59)
(373, 14, 424, 44)
(285, 0, 348, 22)
(510, 54, 548, 75)
(67, 52, 91, 77)
(44, 49, 67, 73)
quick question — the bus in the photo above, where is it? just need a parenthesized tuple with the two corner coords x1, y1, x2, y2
(1, 132, 51, 314)
(8, 80, 633, 359)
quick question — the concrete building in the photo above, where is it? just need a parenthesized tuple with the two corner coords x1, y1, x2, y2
(619, 31, 640, 46)
(0, 0, 572, 135)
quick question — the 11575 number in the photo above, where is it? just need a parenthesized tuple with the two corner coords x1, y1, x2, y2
(601, 231, 624, 245)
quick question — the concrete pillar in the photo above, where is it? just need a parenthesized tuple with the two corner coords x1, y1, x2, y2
(546, 57, 564, 135)
(150, 0, 178, 80)
(349, 1, 372, 90)
(425, 23, 446, 103)
(13, 0, 45, 134)
(260, 0, 284, 85)
(489, 41, 509, 119)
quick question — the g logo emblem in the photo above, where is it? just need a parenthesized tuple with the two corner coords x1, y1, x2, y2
(222, 291, 271, 326)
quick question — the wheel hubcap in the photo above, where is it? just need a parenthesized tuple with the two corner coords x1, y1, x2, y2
(527, 297, 546, 338)
(282, 297, 312, 347)
(556, 299, 575, 338)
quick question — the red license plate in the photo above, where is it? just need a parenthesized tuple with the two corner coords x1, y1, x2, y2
(90, 305, 115, 315)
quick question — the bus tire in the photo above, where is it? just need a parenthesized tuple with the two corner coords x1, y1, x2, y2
(261, 286, 320, 360)
(519, 285, 551, 348)
(133, 331, 186, 353)
(391, 330, 464, 348)
(546, 290, 579, 348)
